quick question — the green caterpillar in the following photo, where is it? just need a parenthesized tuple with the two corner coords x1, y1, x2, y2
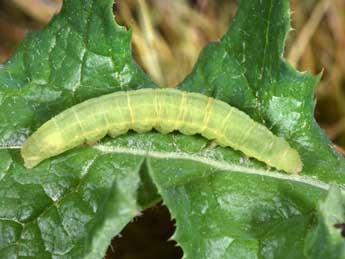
(21, 88, 302, 174)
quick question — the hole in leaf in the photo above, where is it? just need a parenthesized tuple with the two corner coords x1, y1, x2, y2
(334, 223, 345, 238)
(106, 205, 183, 259)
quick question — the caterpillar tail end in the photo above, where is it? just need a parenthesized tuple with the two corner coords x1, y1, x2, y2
(291, 163, 303, 175)
(292, 152, 303, 175)
(285, 149, 303, 175)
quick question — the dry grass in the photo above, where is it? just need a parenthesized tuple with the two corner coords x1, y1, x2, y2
(115, 0, 235, 87)
(287, 0, 345, 151)
(0, 0, 344, 150)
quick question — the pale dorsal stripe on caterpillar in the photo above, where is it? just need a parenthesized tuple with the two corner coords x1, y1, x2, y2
(21, 89, 303, 174)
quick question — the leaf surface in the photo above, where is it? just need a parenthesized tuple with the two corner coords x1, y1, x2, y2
(304, 186, 345, 259)
(0, 0, 344, 258)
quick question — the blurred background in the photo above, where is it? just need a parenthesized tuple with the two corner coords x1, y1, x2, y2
(0, 0, 344, 258)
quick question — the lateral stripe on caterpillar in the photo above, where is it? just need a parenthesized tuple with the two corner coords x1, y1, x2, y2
(21, 88, 303, 174)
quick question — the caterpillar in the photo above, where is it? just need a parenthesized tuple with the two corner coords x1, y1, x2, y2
(21, 88, 302, 174)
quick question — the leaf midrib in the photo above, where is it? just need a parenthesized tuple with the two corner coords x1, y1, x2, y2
(0, 144, 333, 192)
(93, 144, 331, 191)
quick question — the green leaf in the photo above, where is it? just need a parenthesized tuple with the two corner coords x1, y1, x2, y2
(304, 185, 345, 258)
(179, 0, 345, 183)
(0, 0, 345, 258)
(0, 148, 145, 258)
(0, 0, 155, 257)
(0, 0, 154, 147)
(173, 0, 345, 256)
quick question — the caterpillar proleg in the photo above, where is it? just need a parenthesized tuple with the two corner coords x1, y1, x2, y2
(21, 89, 302, 174)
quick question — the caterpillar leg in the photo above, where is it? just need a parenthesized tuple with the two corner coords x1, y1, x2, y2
(85, 131, 108, 145)
(207, 140, 218, 150)
(239, 155, 250, 165)
(86, 139, 99, 146)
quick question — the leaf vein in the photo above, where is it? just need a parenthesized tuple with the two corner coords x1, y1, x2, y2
(93, 144, 332, 191)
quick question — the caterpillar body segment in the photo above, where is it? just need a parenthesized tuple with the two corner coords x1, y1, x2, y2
(21, 88, 302, 174)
